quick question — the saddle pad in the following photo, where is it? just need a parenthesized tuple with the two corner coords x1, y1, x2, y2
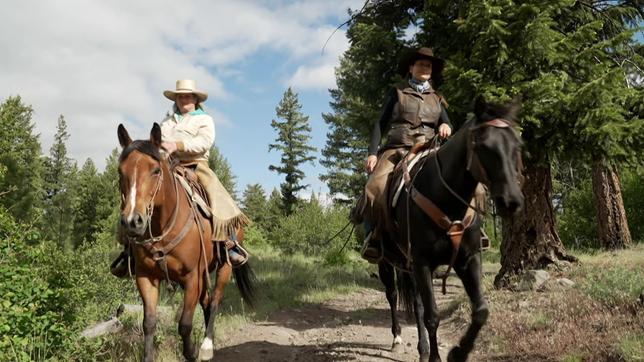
(173, 166, 212, 218)
(391, 148, 435, 208)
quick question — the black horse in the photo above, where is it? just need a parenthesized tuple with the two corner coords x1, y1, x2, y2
(377, 96, 523, 362)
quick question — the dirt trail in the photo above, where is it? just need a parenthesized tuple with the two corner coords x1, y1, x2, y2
(212, 280, 465, 362)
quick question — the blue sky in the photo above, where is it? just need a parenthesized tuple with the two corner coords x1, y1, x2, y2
(0, 0, 363, 200)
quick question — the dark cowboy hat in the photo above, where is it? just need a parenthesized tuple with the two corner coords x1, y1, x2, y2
(398, 47, 445, 78)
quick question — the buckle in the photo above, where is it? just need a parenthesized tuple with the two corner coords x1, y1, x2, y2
(447, 221, 465, 236)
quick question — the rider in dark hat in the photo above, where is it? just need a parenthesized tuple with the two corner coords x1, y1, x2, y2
(361, 47, 453, 262)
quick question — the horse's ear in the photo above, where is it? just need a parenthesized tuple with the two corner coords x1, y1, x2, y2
(150, 123, 162, 147)
(474, 95, 487, 119)
(117, 124, 132, 148)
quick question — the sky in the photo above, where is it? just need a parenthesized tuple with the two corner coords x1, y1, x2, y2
(0, 0, 363, 199)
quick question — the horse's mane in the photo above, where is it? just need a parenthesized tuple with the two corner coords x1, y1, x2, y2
(476, 98, 520, 125)
(119, 140, 162, 162)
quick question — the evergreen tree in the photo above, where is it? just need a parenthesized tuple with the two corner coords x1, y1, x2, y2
(319, 97, 368, 203)
(241, 183, 267, 229)
(322, 0, 643, 285)
(71, 158, 102, 248)
(264, 188, 284, 233)
(43, 115, 76, 249)
(0, 96, 44, 222)
(93, 148, 122, 243)
(268, 87, 317, 215)
(208, 145, 238, 200)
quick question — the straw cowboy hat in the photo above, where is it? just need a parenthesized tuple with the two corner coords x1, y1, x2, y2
(398, 47, 445, 78)
(163, 79, 208, 102)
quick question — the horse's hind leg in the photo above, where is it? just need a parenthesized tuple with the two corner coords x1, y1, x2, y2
(179, 274, 200, 362)
(136, 276, 160, 362)
(448, 254, 488, 362)
(413, 260, 441, 362)
(199, 263, 232, 361)
(378, 262, 402, 352)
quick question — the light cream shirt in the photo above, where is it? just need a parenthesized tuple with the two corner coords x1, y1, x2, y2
(160, 109, 215, 163)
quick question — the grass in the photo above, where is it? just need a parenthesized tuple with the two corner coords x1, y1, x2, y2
(618, 334, 644, 362)
(464, 243, 644, 361)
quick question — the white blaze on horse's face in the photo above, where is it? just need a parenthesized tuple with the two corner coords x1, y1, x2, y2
(128, 169, 137, 219)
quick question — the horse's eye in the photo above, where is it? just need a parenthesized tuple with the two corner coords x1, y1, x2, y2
(152, 168, 161, 175)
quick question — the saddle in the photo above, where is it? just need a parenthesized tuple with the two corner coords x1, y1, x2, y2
(173, 164, 212, 219)
(367, 143, 437, 270)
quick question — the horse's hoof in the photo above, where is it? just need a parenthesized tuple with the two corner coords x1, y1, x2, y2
(199, 337, 214, 361)
(447, 346, 465, 362)
(391, 335, 404, 353)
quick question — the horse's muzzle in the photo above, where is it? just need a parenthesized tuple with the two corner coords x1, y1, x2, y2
(494, 194, 523, 217)
(121, 211, 147, 236)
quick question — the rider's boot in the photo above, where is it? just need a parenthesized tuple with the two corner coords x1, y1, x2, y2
(224, 234, 249, 267)
(360, 221, 382, 264)
(110, 246, 134, 278)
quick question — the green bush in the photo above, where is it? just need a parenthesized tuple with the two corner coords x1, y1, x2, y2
(0, 208, 68, 361)
(621, 167, 644, 241)
(557, 178, 599, 249)
(0, 205, 138, 361)
(268, 200, 356, 257)
(557, 167, 644, 249)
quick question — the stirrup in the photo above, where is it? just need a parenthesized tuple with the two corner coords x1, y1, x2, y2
(224, 240, 250, 268)
(110, 251, 133, 278)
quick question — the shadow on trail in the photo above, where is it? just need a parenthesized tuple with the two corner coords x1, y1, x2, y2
(212, 340, 408, 362)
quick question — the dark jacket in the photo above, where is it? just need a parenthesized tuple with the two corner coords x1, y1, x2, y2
(368, 83, 451, 155)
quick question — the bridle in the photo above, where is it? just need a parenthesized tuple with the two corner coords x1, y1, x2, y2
(121, 161, 182, 246)
(465, 118, 524, 189)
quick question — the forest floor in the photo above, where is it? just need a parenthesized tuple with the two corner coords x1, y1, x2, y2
(110, 245, 643, 362)
(212, 282, 454, 362)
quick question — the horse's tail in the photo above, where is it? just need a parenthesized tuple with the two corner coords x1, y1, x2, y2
(233, 262, 257, 309)
(396, 268, 415, 320)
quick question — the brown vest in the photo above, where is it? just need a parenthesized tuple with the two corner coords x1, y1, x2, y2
(383, 85, 443, 150)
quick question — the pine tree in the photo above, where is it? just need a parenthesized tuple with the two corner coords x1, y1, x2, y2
(71, 158, 101, 248)
(208, 145, 238, 200)
(264, 188, 284, 233)
(268, 87, 317, 215)
(43, 115, 76, 249)
(92, 148, 122, 243)
(322, 0, 643, 285)
(319, 94, 369, 203)
(0, 96, 44, 222)
(241, 183, 267, 229)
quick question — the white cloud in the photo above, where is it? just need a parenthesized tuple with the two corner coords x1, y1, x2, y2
(1, 0, 361, 169)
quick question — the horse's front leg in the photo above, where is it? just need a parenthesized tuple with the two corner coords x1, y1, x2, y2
(449, 254, 488, 362)
(413, 260, 441, 362)
(378, 262, 403, 352)
(179, 273, 200, 361)
(412, 277, 430, 360)
(136, 275, 160, 362)
(199, 262, 232, 361)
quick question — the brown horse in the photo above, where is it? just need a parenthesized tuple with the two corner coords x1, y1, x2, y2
(117, 123, 255, 362)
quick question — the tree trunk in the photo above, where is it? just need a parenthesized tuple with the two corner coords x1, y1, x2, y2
(494, 162, 577, 288)
(591, 157, 632, 250)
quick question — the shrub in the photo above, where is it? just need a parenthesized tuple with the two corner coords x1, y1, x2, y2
(268, 200, 356, 256)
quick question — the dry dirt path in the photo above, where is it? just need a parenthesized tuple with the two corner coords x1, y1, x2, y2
(212, 279, 466, 362)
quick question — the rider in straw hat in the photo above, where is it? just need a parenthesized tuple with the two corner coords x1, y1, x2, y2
(111, 79, 250, 277)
